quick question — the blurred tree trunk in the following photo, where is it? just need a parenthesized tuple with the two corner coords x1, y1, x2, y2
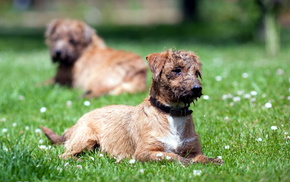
(182, 0, 199, 22)
(257, 0, 282, 56)
(265, 12, 280, 56)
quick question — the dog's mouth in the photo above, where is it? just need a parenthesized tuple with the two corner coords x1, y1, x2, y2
(175, 85, 202, 105)
(179, 94, 202, 105)
(52, 54, 76, 66)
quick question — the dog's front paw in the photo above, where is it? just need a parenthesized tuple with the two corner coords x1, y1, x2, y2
(208, 157, 223, 165)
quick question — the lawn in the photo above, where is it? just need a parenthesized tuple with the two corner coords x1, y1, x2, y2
(0, 28, 289, 182)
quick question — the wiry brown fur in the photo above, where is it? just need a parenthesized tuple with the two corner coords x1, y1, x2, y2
(41, 50, 222, 165)
(45, 19, 147, 97)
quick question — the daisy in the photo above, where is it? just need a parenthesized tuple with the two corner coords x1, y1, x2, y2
(193, 170, 202, 176)
(84, 101, 91, 106)
(40, 107, 47, 113)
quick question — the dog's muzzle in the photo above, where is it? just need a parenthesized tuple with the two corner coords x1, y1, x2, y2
(178, 85, 202, 104)
(52, 49, 75, 66)
(191, 85, 202, 97)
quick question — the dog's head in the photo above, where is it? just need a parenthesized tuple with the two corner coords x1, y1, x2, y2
(146, 50, 202, 106)
(45, 19, 96, 66)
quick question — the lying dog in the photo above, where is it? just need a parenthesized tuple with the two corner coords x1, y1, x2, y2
(45, 19, 147, 97)
(41, 50, 222, 164)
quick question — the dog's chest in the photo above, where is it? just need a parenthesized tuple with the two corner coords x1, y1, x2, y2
(158, 115, 188, 152)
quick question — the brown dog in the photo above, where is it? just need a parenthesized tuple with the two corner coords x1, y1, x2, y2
(45, 19, 147, 97)
(41, 50, 222, 164)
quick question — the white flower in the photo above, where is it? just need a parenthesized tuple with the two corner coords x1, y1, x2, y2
(271, 126, 278, 130)
(222, 94, 233, 100)
(242, 73, 249, 78)
(233, 96, 241, 102)
(18, 95, 25, 100)
(215, 76, 222, 81)
(284, 132, 289, 135)
(256, 138, 262, 142)
(237, 90, 244, 95)
(156, 153, 163, 157)
(84, 101, 91, 106)
(250, 91, 258, 96)
(287, 96, 290, 101)
(193, 170, 202, 176)
(224, 145, 230, 149)
(129, 159, 136, 164)
(40, 107, 47, 113)
(202, 95, 210, 100)
(12, 123, 17, 127)
(76, 165, 82, 169)
(64, 163, 69, 167)
(222, 95, 228, 100)
(39, 139, 44, 144)
(244, 94, 251, 99)
(66, 100, 72, 107)
(217, 156, 222, 159)
(35, 129, 42, 133)
(38, 145, 51, 150)
(89, 157, 94, 161)
(56, 167, 62, 171)
(250, 98, 256, 102)
(139, 169, 145, 174)
(224, 116, 229, 121)
(265, 102, 272, 108)
(276, 68, 284, 75)
(0, 118, 6, 122)
(25, 126, 29, 130)
(165, 155, 172, 160)
(2, 128, 8, 133)
(99, 153, 104, 157)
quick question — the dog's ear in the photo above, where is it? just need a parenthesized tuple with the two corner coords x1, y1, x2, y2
(190, 53, 202, 79)
(83, 24, 95, 45)
(45, 19, 61, 38)
(146, 53, 166, 80)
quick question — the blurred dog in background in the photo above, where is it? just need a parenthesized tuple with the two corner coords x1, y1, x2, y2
(45, 19, 147, 97)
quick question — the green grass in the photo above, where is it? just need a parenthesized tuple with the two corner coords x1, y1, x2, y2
(0, 32, 289, 182)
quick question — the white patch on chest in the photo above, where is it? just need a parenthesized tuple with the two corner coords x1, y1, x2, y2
(158, 115, 188, 152)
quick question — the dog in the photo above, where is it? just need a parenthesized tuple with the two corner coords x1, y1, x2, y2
(45, 19, 147, 97)
(41, 50, 222, 164)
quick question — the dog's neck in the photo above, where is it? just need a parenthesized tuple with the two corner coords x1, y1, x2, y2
(149, 97, 192, 117)
(55, 65, 74, 86)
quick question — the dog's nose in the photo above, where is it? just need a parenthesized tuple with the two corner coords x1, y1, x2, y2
(192, 85, 202, 93)
(55, 50, 62, 57)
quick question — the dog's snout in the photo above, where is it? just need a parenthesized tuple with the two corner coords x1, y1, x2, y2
(192, 85, 202, 93)
(55, 50, 62, 57)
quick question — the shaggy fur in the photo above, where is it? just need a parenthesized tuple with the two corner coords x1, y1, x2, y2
(41, 50, 223, 164)
(45, 19, 147, 97)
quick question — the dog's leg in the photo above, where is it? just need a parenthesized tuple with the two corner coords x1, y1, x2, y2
(134, 151, 189, 164)
(192, 154, 223, 164)
(59, 126, 100, 159)
(84, 87, 113, 98)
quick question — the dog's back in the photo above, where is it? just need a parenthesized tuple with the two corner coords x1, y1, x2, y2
(73, 48, 147, 97)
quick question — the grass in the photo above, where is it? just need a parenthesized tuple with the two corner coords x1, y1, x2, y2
(0, 29, 289, 182)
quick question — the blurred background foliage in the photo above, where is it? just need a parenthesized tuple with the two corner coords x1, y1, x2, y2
(0, 0, 289, 53)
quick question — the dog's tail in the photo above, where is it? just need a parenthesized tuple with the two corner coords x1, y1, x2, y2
(40, 126, 65, 145)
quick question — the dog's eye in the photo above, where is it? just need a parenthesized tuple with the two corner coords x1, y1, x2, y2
(172, 68, 182, 74)
(69, 39, 76, 45)
(195, 71, 201, 78)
